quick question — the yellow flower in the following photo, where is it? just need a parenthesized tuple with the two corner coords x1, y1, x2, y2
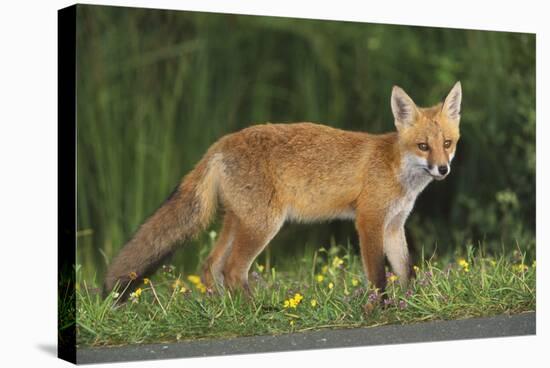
(196, 283, 207, 293)
(172, 279, 183, 289)
(490, 260, 497, 267)
(130, 288, 142, 298)
(413, 265, 420, 274)
(316, 274, 325, 283)
(143, 278, 150, 285)
(351, 278, 360, 287)
(310, 299, 318, 307)
(187, 275, 202, 284)
(256, 264, 265, 272)
(332, 256, 344, 268)
(179, 287, 188, 294)
(283, 293, 304, 309)
(289, 320, 295, 327)
(284, 299, 298, 308)
(388, 274, 398, 283)
(129, 288, 143, 303)
(328, 282, 334, 290)
(458, 259, 470, 272)
(512, 264, 528, 273)
(128, 271, 138, 280)
(321, 265, 328, 274)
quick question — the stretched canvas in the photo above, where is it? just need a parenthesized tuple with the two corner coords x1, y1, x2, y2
(58, 3, 536, 364)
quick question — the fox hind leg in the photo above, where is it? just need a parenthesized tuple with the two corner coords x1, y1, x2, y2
(222, 214, 284, 294)
(202, 211, 236, 290)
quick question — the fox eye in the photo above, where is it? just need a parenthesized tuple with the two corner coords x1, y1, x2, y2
(417, 143, 429, 151)
(444, 140, 452, 149)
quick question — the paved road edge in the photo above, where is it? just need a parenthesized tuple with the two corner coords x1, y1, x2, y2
(77, 312, 535, 364)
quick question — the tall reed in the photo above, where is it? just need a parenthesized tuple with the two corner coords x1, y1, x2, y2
(75, 5, 535, 281)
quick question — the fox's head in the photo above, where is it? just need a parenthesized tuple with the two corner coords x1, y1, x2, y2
(391, 82, 462, 181)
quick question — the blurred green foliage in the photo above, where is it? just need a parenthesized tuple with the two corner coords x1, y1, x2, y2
(75, 5, 535, 281)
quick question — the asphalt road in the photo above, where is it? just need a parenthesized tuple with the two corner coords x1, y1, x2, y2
(77, 312, 535, 365)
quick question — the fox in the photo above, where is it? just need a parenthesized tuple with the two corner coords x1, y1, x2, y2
(103, 82, 462, 300)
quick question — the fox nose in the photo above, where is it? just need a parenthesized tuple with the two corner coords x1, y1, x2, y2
(438, 165, 448, 175)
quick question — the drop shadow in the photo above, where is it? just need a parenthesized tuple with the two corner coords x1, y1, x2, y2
(36, 343, 57, 357)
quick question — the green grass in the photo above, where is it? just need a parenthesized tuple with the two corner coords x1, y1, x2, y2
(75, 244, 535, 347)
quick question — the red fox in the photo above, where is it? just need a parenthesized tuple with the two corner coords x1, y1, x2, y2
(103, 82, 462, 299)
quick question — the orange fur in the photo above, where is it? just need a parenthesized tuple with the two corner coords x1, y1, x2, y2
(103, 82, 462, 299)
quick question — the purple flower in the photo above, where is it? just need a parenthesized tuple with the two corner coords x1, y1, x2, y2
(368, 292, 379, 303)
(384, 298, 394, 306)
(398, 300, 407, 309)
(251, 271, 260, 281)
(405, 289, 413, 298)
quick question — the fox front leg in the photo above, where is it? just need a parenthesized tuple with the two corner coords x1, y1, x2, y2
(355, 212, 387, 295)
(384, 225, 411, 287)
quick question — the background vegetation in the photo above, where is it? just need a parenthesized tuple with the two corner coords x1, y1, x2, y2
(75, 5, 535, 282)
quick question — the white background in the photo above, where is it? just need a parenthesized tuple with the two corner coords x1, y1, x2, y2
(0, 0, 546, 367)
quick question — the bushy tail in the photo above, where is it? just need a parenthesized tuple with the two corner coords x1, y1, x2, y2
(103, 152, 222, 299)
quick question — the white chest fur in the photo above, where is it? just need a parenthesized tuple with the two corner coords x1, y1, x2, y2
(385, 154, 432, 231)
(382, 154, 432, 279)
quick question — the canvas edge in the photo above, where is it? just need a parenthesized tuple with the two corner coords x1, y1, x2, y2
(58, 3, 77, 365)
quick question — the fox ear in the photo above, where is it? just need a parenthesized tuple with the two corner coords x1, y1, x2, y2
(391, 86, 418, 130)
(442, 81, 462, 121)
